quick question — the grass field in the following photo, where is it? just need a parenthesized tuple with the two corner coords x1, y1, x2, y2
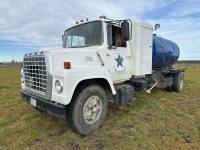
(0, 67, 200, 150)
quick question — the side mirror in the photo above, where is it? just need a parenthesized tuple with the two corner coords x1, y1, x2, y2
(155, 23, 160, 30)
(121, 21, 130, 41)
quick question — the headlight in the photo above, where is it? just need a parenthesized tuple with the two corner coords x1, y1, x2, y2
(55, 80, 63, 93)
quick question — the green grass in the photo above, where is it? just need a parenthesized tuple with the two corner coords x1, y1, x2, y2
(0, 67, 200, 150)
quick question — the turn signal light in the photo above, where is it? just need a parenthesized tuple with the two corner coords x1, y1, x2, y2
(64, 62, 71, 69)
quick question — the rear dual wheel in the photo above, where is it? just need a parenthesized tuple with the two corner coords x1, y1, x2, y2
(172, 72, 184, 92)
(166, 72, 184, 92)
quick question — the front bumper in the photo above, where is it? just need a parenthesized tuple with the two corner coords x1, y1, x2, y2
(21, 90, 66, 118)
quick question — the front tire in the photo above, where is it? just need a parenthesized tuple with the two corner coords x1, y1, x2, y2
(66, 84, 108, 135)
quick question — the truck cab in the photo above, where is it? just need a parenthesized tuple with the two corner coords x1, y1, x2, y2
(21, 17, 184, 135)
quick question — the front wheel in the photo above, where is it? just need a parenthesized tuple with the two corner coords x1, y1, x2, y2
(66, 84, 108, 135)
(172, 72, 184, 92)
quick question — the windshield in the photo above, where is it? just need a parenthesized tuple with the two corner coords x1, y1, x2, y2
(63, 21, 103, 48)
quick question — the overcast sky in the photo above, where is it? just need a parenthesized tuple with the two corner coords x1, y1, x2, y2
(0, 0, 199, 62)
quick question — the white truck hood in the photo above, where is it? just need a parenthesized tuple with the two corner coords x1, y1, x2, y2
(39, 47, 102, 72)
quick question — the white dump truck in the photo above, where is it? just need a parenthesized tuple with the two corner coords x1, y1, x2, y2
(21, 16, 184, 135)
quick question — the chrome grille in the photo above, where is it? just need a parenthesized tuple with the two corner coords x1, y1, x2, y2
(23, 57, 47, 94)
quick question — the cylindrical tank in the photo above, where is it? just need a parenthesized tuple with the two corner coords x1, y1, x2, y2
(152, 35, 180, 68)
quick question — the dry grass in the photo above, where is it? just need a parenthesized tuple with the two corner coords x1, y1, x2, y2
(0, 66, 200, 150)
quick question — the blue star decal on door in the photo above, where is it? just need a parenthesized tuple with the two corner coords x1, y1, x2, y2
(115, 54, 124, 68)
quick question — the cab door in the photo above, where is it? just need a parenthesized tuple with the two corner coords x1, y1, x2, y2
(106, 25, 132, 82)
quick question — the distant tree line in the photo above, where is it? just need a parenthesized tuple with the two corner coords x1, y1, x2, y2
(0, 59, 23, 64)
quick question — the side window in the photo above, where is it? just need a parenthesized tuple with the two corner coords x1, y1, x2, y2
(107, 25, 126, 47)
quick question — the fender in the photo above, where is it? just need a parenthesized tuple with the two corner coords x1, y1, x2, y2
(51, 67, 116, 105)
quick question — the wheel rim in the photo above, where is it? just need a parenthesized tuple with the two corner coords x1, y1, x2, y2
(83, 95, 102, 124)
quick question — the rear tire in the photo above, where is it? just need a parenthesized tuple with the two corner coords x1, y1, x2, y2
(166, 85, 173, 92)
(172, 72, 184, 92)
(66, 84, 108, 135)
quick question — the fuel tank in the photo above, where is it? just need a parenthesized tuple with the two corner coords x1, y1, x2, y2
(152, 35, 180, 68)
